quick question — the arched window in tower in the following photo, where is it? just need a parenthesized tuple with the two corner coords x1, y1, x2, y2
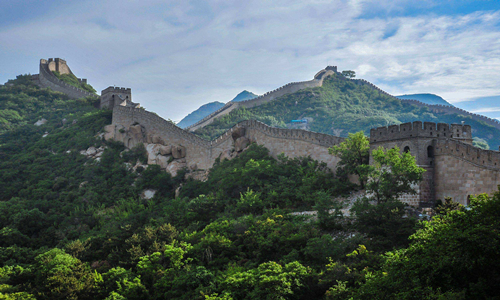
(427, 146, 434, 158)
(404, 146, 410, 153)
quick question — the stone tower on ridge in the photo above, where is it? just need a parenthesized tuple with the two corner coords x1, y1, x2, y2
(100, 86, 140, 109)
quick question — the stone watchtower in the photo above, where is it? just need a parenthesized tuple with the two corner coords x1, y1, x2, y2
(369, 121, 472, 206)
(100, 86, 140, 109)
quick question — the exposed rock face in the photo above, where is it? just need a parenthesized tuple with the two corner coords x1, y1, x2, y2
(159, 145, 172, 155)
(172, 146, 186, 159)
(232, 127, 246, 140)
(80, 146, 106, 159)
(157, 155, 171, 169)
(234, 137, 250, 152)
(141, 189, 157, 200)
(146, 144, 162, 164)
(34, 118, 47, 126)
(103, 123, 189, 176)
(166, 160, 187, 177)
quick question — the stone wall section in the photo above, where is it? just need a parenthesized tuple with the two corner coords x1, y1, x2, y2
(34, 59, 94, 99)
(186, 68, 337, 131)
(372, 123, 500, 206)
(353, 78, 500, 131)
(111, 106, 344, 171)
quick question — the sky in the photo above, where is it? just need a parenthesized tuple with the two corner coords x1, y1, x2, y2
(1, 0, 500, 122)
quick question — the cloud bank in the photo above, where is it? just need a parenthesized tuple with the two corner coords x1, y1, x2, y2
(0, 0, 499, 121)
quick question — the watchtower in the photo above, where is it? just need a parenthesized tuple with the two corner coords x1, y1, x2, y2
(369, 121, 473, 207)
(100, 86, 136, 109)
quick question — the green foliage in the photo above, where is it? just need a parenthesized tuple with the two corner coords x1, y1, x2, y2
(52, 71, 97, 94)
(341, 70, 356, 78)
(1, 72, 499, 299)
(329, 131, 370, 188)
(367, 146, 426, 203)
(350, 192, 500, 299)
(194, 73, 500, 148)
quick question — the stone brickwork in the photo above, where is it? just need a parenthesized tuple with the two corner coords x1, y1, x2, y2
(353, 78, 500, 131)
(186, 67, 338, 131)
(32, 58, 94, 99)
(110, 106, 345, 172)
(100, 86, 140, 109)
(372, 122, 500, 206)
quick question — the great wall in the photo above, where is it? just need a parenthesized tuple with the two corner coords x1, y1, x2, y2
(29, 58, 500, 207)
(31, 58, 96, 99)
(185, 66, 338, 131)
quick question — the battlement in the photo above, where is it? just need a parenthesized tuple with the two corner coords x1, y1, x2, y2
(370, 121, 472, 144)
(187, 67, 337, 131)
(33, 58, 94, 99)
(102, 86, 132, 94)
(325, 66, 338, 72)
(100, 86, 136, 109)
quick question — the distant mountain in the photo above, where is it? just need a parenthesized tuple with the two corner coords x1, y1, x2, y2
(177, 101, 225, 128)
(177, 90, 259, 128)
(230, 90, 258, 102)
(193, 73, 500, 149)
(395, 93, 454, 107)
(455, 95, 500, 120)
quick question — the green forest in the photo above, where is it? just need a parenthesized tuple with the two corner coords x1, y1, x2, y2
(194, 73, 499, 149)
(0, 76, 499, 299)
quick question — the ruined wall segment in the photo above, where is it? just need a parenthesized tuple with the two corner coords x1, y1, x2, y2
(186, 67, 338, 131)
(33, 58, 94, 99)
(101, 86, 139, 109)
(434, 138, 500, 205)
(353, 78, 500, 131)
(111, 106, 344, 172)
(371, 121, 500, 206)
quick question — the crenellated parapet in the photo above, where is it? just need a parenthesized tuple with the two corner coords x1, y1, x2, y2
(435, 138, 500, 170)
(100, 86, 139, 109)
(186, 67, 337, 131)
(370, 121, 472, 145)
(32, 58, 94, 99)
(351, 78, 500, 130)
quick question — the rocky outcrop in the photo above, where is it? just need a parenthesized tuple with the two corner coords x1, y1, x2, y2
(34, 119, 47, 126)
(104, 123, 189, 177)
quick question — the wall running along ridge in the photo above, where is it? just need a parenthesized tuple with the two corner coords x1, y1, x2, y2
(111, 106, 344, 171)
(186, 68, 337, 131)
(32, 59, 94, 99)
(352, 79, 500, 131)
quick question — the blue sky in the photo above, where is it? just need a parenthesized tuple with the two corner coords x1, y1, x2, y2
(1, 0, 499, 121)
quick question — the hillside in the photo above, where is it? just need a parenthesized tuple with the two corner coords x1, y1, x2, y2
(194, 73, 500, 149)
(395, 93, 453, 106)
(177, 101, 225, 128)
(177, 91, 258, 128)
(230, 90, 258, 102)
(1, 73, 499, 299)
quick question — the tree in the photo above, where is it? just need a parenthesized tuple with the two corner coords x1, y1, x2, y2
(341, 70, 356, 78)
(351, 192, 500, 299)
(367, 146, 425, 203)
(329, 131, 370, 188)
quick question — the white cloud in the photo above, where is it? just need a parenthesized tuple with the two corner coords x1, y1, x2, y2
(0, 1, 499, 120)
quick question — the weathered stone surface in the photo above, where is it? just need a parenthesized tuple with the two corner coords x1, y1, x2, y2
(166, 160, 187, 177)
(157, 155, 171, 169)
(152, 135, 164, 144)
(141, 189, 157, 200)
(34, 118, 47, 126)
(86, 147, 97, 156)
(114, 125, 127, 143)
(220, 149, 233, 161)
(189, 163, 198, 171)
(104, 125, 115, 140)
(159, 145, 172, 156)
(172, 146, 186, 159)
(234, 137, 250, 152)
(232, 127, 246, 140)
(146, 144, 162, 164)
